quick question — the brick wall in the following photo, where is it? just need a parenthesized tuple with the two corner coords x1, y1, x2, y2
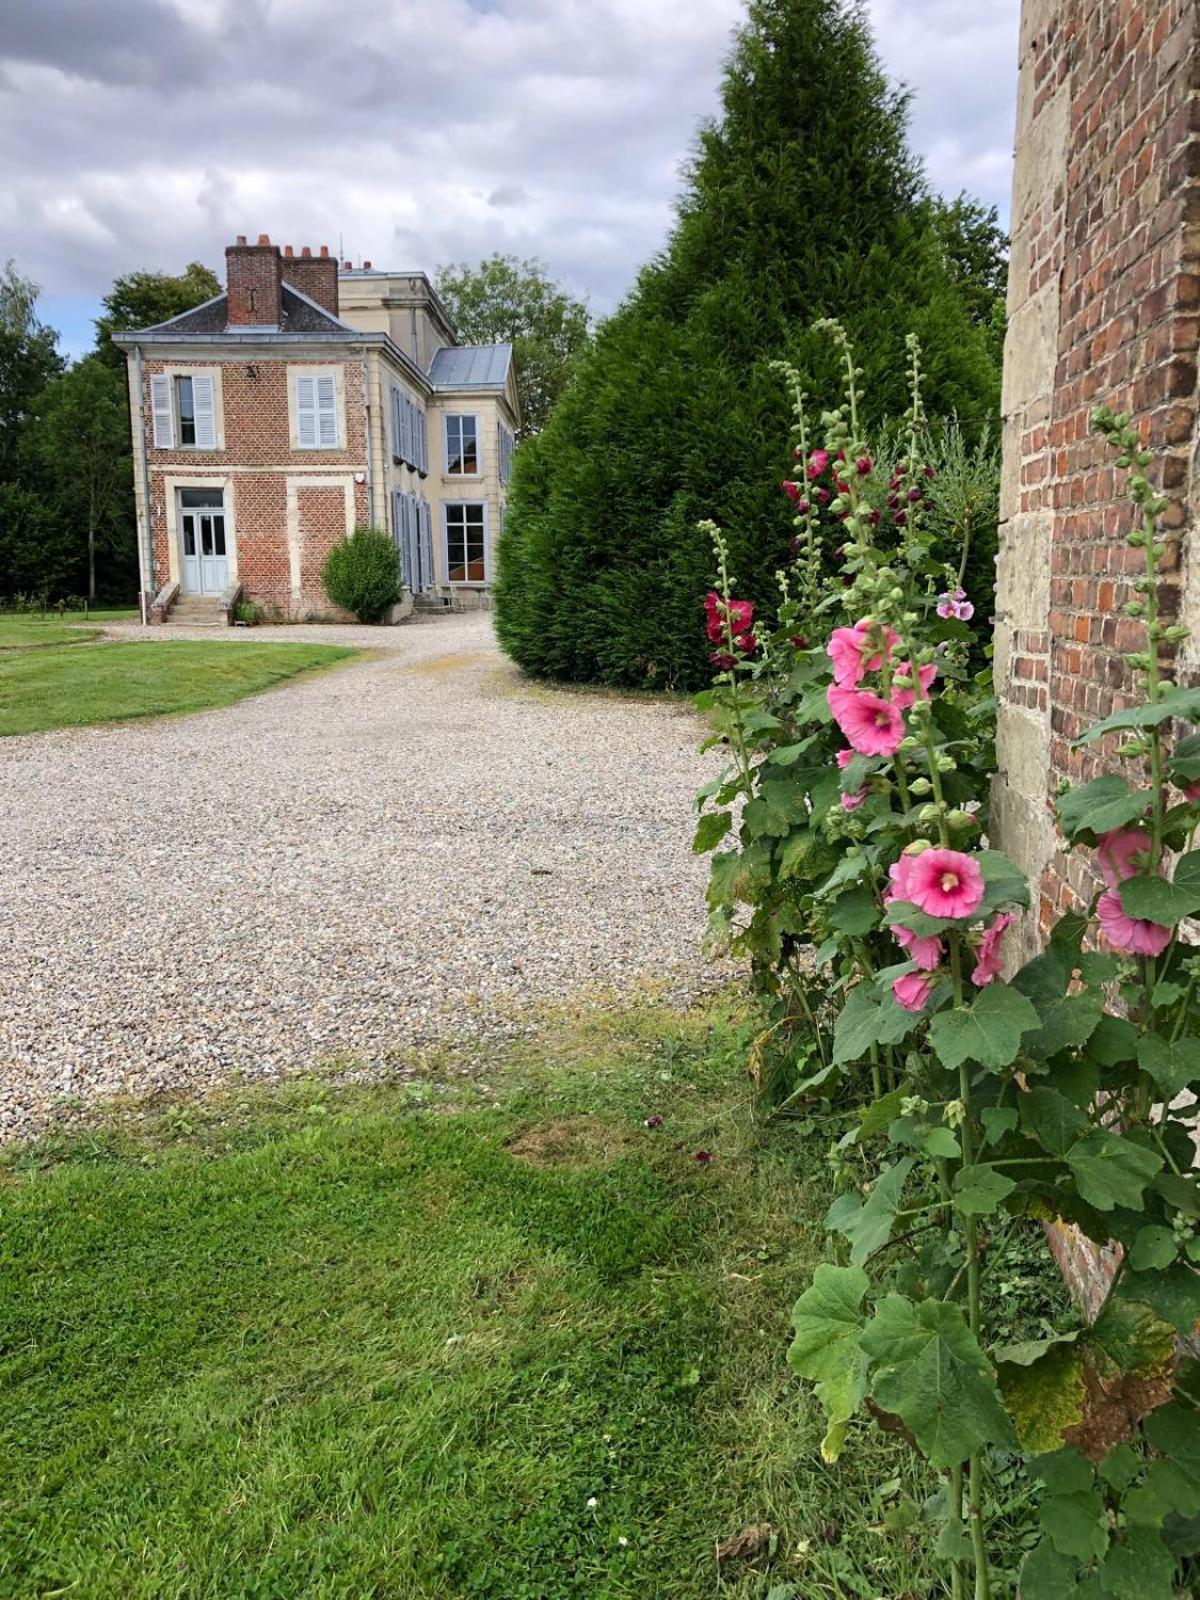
(997, 0, 1200, 1305)
(141, 355, 369, 616)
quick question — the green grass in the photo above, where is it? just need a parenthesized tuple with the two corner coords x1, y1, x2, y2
(0, 609, 140, 651)
(0, 1002, 971, 1600)
(0, 639, 356, 735)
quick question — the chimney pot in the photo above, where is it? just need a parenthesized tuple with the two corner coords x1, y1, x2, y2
(300, 245, 312, 258)
(235, 234, 247, 246)
(257, 233, 271, 245)
(363, 260, 372, 270)
(283, 244, 293, 257)
(319, 245, 330, 258)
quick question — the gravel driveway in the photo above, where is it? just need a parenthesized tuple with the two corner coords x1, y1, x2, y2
(0, 615, 725, 1140)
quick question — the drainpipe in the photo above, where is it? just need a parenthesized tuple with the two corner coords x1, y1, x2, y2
(361, 352, 374, 528)
(132, 344, 155, 623)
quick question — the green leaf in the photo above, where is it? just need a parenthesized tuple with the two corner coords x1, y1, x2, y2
(999, 1346, 1087, 1454)
(1128, 1225, 1177, 1272)
(1021, 1087, 1089, 1157)
(1146, 1404, 1200, 1484)
(1011, 949, 1104, 1060)
(825, 1157, 916, 1266)
(1125, 1459, 1200, 1525)
(1087, 1015, 1139, 1066)
(923, 1127, 962, 1159)
(952, 1163, 1017, 1216)
(1034, 1447, 1094, 1495)
(1075, 684, 1200, 745)
(1100, 1444, 1141, 1493)
(1019, 1542, 1081, 1600)
(1119, 857, 1200, 924)
(861, 1295, 1016, 1467)
(1095, 1525, 1178, 1599)
(980, 1105, 1019, 1147)
(1041, 1488, 1108, 1561)
(1066, 1130, 1163, 1211)
(1121, 1265, 1200, 1336)
(929, 985, 1041, 1071)
(828, 887, 879, 935)
(832, 984, 884, 1066)
(1137, 1034, 1198, 1099)
(857, 1087, 906, 1138)
(1057, 775, 1148, 841)
(1169, 731, 1200, 784)
(692, 810, 732, 853)
(976, 848, 1032, 914)
(777, 827, 837, 881)
(787, 1264, 869, 1461)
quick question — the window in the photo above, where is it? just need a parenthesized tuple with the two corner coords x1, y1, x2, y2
(390, 387, 428, 474)
(444, 502, 487, 583)
(295, 373, 339, 448)
(445, 414, 479, 476)
(498, 421, 515, 485)
(149, 371, 217, 449)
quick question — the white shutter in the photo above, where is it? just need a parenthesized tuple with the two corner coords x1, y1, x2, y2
(295, 375, 317, 448)
(420, 499, 434, 591)
(150, 374, 174, 448)
(192, 374, 217, 449)
(405, 397, 416, 466)
(418, 409, 427, 474)
(316, 375, 338, 446)
(389, 387, 400, 460)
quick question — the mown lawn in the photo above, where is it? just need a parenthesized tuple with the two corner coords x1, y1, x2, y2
(0, 609, 137, 651)
(0, 639, 356, 735)
(0, 1003, 982, 1600)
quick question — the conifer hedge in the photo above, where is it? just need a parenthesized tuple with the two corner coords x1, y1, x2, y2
(494, 0, 1004, 689)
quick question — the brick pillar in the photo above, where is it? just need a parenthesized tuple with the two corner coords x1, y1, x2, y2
(280, 244, 340, 316)
(225, 234, 283, 327)
(996, 0, 1200, 952)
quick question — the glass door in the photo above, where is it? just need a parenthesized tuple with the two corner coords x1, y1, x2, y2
(178, 489, 228, 593)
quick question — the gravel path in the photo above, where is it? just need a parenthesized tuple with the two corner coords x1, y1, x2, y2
(0, 615, 726, 1141)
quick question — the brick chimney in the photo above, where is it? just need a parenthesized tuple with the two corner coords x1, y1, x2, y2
(225, 234, 283, 327)
(279, 244, 340, 317)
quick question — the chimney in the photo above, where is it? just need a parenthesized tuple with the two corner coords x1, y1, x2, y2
(279, 241, 340, 316)
(225, 233, 283, 327)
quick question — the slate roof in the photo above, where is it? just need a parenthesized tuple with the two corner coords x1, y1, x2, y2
(128, 285, 351, 337)
(428, 343, 513, 390)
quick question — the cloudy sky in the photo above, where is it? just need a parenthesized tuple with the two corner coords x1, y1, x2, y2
(0, 0, 1020, 359)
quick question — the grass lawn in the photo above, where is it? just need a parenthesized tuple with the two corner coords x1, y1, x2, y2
(0, 609, 140, 650)
(0, 1003, 1052, 1599)
(0, 639, 356, 735)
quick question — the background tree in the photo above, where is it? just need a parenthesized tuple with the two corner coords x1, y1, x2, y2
(0, 262, 63, 481)
(494, 0, 1006, 690)
(32, 357, 132, 600)
(434, 255, 590, 437)
(94, 261, 220, 368)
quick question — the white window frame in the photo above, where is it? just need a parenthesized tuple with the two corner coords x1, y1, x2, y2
(444, 413, 482, 478)
(442, 499, 490, 586)
(292, 369, 342, 450)
(150, 368, 221, 451)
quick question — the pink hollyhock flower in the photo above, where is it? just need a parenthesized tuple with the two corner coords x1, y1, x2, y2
(782, 479, 803, 505)
(893, 923, 944, 970)
(815, 488, 831, 505)
(891, 661, 939, 711)
(840, 788, 868, 812)
(827, 619, 901, 687)
(807, 449, 830, 479)
(836, 749, 854, 770)
(886, 851, 921, 903)
(1184, 779, 1200, 802)
(904, 849, 985, 920)
(971, 912, 1015, 986)
(893, 972, 935, 1013)
(936, 588, 975, 622)
(726, 599, 753, 634)
(1096, 891, 1172, 956)
(736, 631, 757, 653)
(1096, 827, 1152, 889)
(827, 686, 905, 758)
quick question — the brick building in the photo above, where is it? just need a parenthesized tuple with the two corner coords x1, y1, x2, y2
(113, 235, 520, 622)
(996, 0, 1200, 1304)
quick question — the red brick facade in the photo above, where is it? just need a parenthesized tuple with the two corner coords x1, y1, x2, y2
(140, 356, 369, 616)
(998, 0, 1200, 1306)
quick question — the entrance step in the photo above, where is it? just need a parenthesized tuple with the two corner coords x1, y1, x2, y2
(170, 596, 226, 627)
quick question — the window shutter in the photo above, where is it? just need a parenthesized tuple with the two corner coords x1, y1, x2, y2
(316, 375, 338, 446)
(192, 374, 217, 449)
(389, 387, 399, 460)
(295, 375, 317, 448)
(418, 410, 427, 474)
(150, 374, 174, 448)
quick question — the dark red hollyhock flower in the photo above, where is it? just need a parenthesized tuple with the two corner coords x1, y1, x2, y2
(889, 476, 902, 491)
(694, 1149, 714, 1164)
(736, 631, 757, 653)
(832, 545, 846, 562)
(709, 651, 736, 670)
(793, 446, 805, 459)
(887, 494, 900, 510)
(907, 487, 921, 503)
(798, 498, 810, 514)
(894, 510, 908, 527)
(869, 509, 881, 526)
(816, 487, 831, 504)
(895, 461, 907, 474)
(644, 1114, 663, 1128)
(835, 450, 846, 462)
(836, 480, 850, 494)
(789, 535, 801, 554)
(782, 479, 803, 505)
(837, 511, 850, 522)
(924, 465, 937, 479)
(789, 634, 808, 648)
(856, 456, 873, 476)
(726, 599, 754, 634)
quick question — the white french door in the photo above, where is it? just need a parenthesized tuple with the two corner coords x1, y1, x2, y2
(178, 489, 228, 594)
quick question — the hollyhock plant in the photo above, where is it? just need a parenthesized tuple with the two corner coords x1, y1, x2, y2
(828, 619, 900, 687)
(903, 848, 985, 920)
(1096, 826, 1152, 887)
(891, 661, 939, 711)
(893, 923, 944, 970)
(893, 972, 935, 1012)
(1095, 891, 1172, 957)
(936, 588, 975, 622)
(827, 686, 905, 758)
(807, 449, 830, 479)
(971, 912, 1014, 986)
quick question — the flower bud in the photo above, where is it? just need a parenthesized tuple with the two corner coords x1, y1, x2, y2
(910, 777, 932, 796)
(946, 809, 975, 830)
(919, 803, 941, 823)
(936, 755, 957, 773)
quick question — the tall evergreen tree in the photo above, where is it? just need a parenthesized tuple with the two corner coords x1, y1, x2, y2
(495, 0, 1004, 688)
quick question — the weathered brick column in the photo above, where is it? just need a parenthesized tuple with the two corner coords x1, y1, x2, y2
(995, 0, 1200, 1301)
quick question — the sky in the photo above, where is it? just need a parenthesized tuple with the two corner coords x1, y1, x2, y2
(0, 0, 1021, 360)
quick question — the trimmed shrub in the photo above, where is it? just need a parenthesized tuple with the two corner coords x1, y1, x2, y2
(494, 0, 1005, 690)
(321, 526, 401, 623)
